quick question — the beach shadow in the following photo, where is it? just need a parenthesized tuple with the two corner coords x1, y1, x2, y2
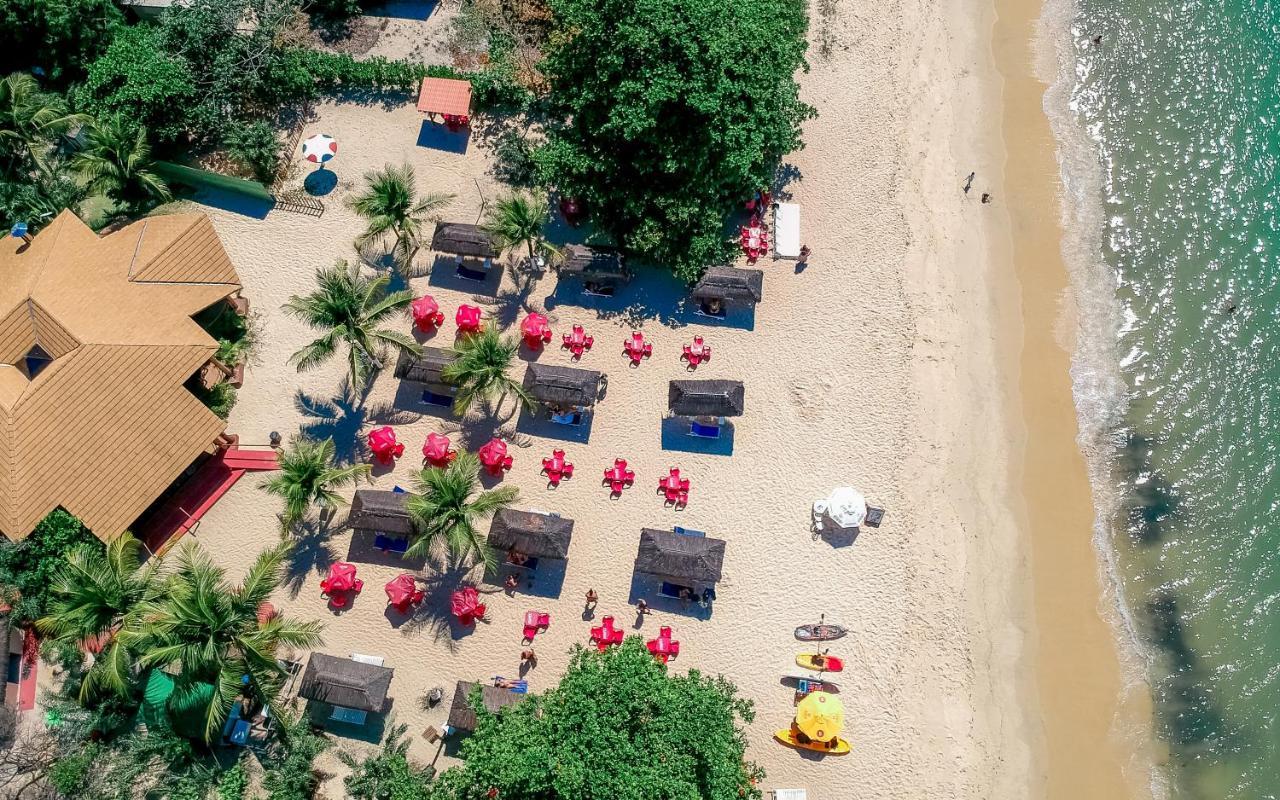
(626, 574, 712, 621)
(516, 405, 595, 444)
(304, 700, 392, 744)
(812, 524, 859, 548)
(660, 417, 735, 456)
(416, 120, 470, 155)
(303, 169, 339, 196)
(485, 559, 567, 600)
(282, 516, 342, 598)
(347, 529, 427, 571)
(295, 379, 421, 463)
(391, 379, 458, 421)
(363, 0, 439, 18)
(426, 255, 505, 297)
(187, 188, 274, 220)
(397, 566, 489, 651)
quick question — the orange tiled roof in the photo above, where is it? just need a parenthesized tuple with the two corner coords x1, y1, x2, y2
(0, 211, 241, 542)
(416, 77, 473, 117)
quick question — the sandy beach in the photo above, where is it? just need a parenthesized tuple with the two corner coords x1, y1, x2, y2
(165, 0, 1137, 796)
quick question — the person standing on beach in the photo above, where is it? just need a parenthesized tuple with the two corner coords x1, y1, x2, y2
(585, 588, 598, 609)
(964, 172, 976, 194)
(636, 598, 651, 616)
(798, 244, 811, 265)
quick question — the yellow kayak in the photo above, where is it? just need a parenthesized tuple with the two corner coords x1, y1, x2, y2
(774, 729, 851, 755)
(794, 653, 844, 671)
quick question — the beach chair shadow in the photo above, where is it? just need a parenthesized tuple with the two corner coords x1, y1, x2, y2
(660, 417, 735, 456)
(416, 120, 470, 155)
(426, 255, 504, 296)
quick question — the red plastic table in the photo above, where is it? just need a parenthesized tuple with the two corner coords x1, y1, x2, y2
(541, 449, 574, 486)
(658, 468, 690, 507)
(603, 458, 635, 495)
(646, 625, 680, 663)
(367, 426, 404, 464)
(623, 331, 652, 365)
(562, 324, 593, 358)
(423, 432, 457, 466)
(520, 313, 553, 348)
(682, 336, 711, 368)
(412, 295, 445, 331)
(590, 615, 625, 651)
(478, 438, 512, 475)
(456, 304, 483, 334)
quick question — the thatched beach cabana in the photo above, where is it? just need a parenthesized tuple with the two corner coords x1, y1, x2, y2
(488, 508, 574, 560)
(447, 681, 523, 733)
(522, 363, 605, 410)
(430, 222, 499, 260)
(692, 266, 764, 312)
(634, 528, 726, 585)
(394, 346, 456, 405)
(668, 380, 745, 418)
(348, 489, 412, 537)
(298, 653, 394, 714)
(557, 244, 629, 294)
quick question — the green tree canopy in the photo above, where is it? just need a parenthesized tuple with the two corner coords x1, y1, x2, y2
(0, 0, 123, 83)
(535, 0, 814, 281)
(78, 25, 197, 143)
(432, 638, 763, 799)
(405, 452, 518, 570)
(260, 436, 371, 531)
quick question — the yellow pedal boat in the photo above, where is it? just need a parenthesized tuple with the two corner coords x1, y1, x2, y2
(774, 729, 851, 755)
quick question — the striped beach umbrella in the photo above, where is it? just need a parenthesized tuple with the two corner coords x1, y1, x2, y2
(301, 133, 338, 165)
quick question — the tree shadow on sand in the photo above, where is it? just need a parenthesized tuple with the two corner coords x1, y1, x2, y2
(395, 564, 494, 653)
(282, 514, 343, 599)
(295, 377, 422, 463)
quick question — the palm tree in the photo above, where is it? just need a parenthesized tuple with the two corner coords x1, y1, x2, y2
(405, 453, 518, 570)
(128, 542, 324, 742)
(284, 259, 420, 393)
(347, 163, 453, 268)
(481, 192, 558, 270)
(0, 72, 88, 173)
(260, 437, 371, 531)
(73, 115, 171, 210)
(36, 533, 162, 702)
(441, 323, 535, 416)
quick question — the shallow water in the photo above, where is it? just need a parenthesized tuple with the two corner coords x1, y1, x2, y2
(1065, 0, 1280, 796)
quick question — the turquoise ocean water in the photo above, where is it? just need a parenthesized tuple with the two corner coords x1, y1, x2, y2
(1063, 0, 1280, 796)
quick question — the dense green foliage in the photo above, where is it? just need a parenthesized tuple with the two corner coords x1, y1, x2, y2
(536, 0, 814, 279)
(431, 638, 764, 799)
(260, 436, 371, 530)
(225, 120, 283, 183)
(284, 259, 420, 393)
(340, 722, 435, 799)
(216, 758, 249, 800)
(73, 115, 172, 210)
(406, 452, 518, 570)
(0, 0, 123, 83)
(482, 192, 556, 268)
(348, 162, 454, 268)
(261, 710, 332, 800)
(0, 509, 100, 624)
(441, 323, 535, 416)
(78, 25, 196, 143)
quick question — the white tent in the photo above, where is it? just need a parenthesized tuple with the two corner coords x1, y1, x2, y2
(819, 487, 866, 528)
(774, 202, 801, 258)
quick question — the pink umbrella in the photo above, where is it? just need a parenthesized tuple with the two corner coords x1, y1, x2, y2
(423, 432, 457, 466)
(451, 586, 486, 625)
(412, 295, 445, 331)
(385, 574, 423, 612)
(321, 562, 360, 595)
(367, 426, 404, 464)
(456, 304, 483, 334)
(478, 438, 512, 475)
(520, 313, 552, 348)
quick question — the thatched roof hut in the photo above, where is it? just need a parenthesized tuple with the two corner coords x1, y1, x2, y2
(298, 653, 394, 712)
(667, 380, 745, 417)
(634, 528, 726, 584)
(348, 489, 413, 537)
(487, 508, 573, 560)
(557, 245, 629, 284)
(522, 363, 604, 409)
(447, 680, 523, 732)
(394, 346, 455, 394)
(430, 222, 499, 259)
(692, 266, 764, 306)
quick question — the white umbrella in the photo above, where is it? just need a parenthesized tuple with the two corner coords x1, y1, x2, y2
(824, 487, 866, 528)
(302, 134, 338, 166)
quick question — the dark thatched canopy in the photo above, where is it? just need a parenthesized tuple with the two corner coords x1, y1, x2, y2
(692, 266, 764, 305)
(298, 653, 394, 712)
(668, 380, 745, 417)
(558, 245, 628, 284)
(394, 346, 455, 394)
(522, 363, 604, 408)
(634, 528, 726, 584)
(487, 508, 574, 560)
(431, 222, 499, 259)
(348, 489, 413, 536)
(447, 681, 523, 732)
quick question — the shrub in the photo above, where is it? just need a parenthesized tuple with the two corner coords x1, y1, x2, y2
(0, 509, 100, 625)
(492, 128, 538, 187)
(224, 120, 282, 183)
(78, 25, 197, 143)
(217, 759, 249, 800)
(0, 0, 124, 83)
(199, 382, 237, 420)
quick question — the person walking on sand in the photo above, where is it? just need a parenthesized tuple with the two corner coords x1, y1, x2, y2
(636, 598, 651, 616)
(520, 649, 537, 667)
(964, 172, 976, 194)
(798, 244, 811, 265)
(585, 588, 598, 608)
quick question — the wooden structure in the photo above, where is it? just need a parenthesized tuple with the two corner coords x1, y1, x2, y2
(298, 653, 394, 715)
(430, 222, 499, 260)
(348, 489, 413, 537)
(447, 680, 523, 733)
(487, 508, 574, 560)
(522, 363, 605, 411)
(667, 380, 745, 418)
(634, 528, 727, 585)
(692, 266, 764, 312)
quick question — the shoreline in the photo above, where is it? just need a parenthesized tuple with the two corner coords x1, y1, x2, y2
(990, 0, 1158, 795)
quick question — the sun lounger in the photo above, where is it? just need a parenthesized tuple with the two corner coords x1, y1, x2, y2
(421, 389, 454, 407)
(774, 202, 801, 258)
(672, 526, 705, 538)
(456, 264, 489, 281)
(689, 420, 722, 438)
(375, 535, 410, 553)
(660, 582, 693, 599)
(550, 410, 583, 425)
(865, 506, 886, 527)
(330, 706, 367, 725)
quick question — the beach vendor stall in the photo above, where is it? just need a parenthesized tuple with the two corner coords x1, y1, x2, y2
(774, 202, 802, 259)
(416, 76, 472, 131)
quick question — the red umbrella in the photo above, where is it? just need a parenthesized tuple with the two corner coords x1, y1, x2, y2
(385, 574, 422, 611)
(520, 313, 551, 347)
(456, 304, 482, 333)
(323, 562, 358, 594)
(368, 426, 403, 463)
(257, 602, 277, 625)
(451, 586, 486, 625)
(423, 432, 456, 465)
(412, 295, 445, 331)
(478, 438, 511, 475)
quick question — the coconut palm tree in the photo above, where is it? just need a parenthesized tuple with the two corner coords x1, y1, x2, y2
(405, 453, 518, 570)
(36, 533, 163, 702)
(73, 115, 171, 210)
(441, 323, 535, 417)
(260, 437, 371, 531)
(481, 192, 558, 270)
(347, 162, 453, 268)
(0, 72, 88, 173)
(284, 259, 420, 393)
(128, 542, 324, 742)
